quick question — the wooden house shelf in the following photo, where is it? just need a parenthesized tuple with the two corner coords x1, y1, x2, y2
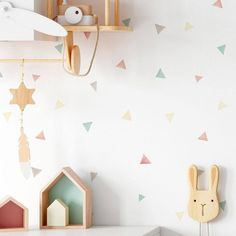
(0, 196, 28, 232)
(40, 167, 92, 229)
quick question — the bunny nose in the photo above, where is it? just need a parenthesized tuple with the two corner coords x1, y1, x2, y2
(201, 204, 206, 216)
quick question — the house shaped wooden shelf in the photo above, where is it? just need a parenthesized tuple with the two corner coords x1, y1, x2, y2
(40, 167, 92, 229)
(0, 196, 28, 231)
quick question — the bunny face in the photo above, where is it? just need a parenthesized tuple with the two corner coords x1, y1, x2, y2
(188, 165, 220, 223)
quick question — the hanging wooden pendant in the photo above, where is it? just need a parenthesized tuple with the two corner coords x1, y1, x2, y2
(10, 82, 35, 111)
(9, 62, 38, 179)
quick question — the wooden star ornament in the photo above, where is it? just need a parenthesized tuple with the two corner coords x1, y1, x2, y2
(10, 82, 35, 111)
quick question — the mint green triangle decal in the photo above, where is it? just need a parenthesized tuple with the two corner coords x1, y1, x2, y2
(217, 45, 226, 55)
(220, 201, 226, 211)
(83, 122, 93, 132)
(122, 18, 131, 27)
(55, 43, 63, 53)
(156, 68, 166, 79)
(139, 194, 145, 202)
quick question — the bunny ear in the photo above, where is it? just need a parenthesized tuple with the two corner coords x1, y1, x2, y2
(210, 165, 219, 192)
(189, 165, 198, 190)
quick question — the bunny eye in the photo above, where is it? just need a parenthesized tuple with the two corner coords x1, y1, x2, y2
(211, 199, 214, 202)
(194, 199, 196, 202)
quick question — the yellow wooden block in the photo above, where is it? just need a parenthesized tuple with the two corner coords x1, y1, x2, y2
(47, 199, 69, 227)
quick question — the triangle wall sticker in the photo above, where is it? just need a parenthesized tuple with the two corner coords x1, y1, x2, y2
(176, 211, 184, 220)
(185, 22, 194, 31)
(84, 32, 91, 39)
(90, 81, 97, 91)
(55, 43, 63, 53)
(36, 131, 45, 140)
(198, 169, 204, 176)
(220, 201, 226, 211)
(140, 154, 151, 164)
(122, 110, 132, 121)
(139, 194, 145, 202)
(122, 18, 131, 27)
(55, 100, 64, 109)
(156, 68, 166, 79)
(32, 74, 40, 82)
(217, 45, 226, 55)
(166, 113, 174, 123)
(155, 24, 166, 34)
(90, 172, 98, 181)
(218, 101, 227, 111)
(32, 167, 42, 177)
(83, 122, 93, 132)
(195, 75, 203, 82)
(213, 0, 223, 8)
(198, 132, 208, 141)
(116, 60, 126, 70)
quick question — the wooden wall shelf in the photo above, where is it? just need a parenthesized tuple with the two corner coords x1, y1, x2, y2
(64, 25, 133, 32)
(47, 0, 133, 75)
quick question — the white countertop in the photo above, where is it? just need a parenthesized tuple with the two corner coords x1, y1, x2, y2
(0, 226, 161, 236)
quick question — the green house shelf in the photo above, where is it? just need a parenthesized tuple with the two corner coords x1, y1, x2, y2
(40, 167, 92, 229)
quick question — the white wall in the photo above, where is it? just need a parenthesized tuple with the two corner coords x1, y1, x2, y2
(0, 0, 235, 235)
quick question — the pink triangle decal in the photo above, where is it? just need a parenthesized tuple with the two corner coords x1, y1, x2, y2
(140, 154, 151, 164)
(195, 75, 203, 82)
(116, 60, 126, 70)
(36, 131, 46, 140)
(213, 0, 223, 8)
(84, 32, 91, 39)
(32, 74, 40, 82)
(198, 132, 208, 141)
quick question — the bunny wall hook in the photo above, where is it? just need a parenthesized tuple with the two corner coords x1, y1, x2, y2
(188, 165, 220, 223)
(188, 165, 220, 236)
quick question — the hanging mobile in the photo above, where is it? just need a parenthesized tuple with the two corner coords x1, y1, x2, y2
(9, 60, 35, 179)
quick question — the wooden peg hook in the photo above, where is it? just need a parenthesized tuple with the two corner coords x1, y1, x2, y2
(64, 31, 81, 75)
(63, 16, 99, 76)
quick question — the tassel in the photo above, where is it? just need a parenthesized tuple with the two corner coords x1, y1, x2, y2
(18, 128, 31, 179)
